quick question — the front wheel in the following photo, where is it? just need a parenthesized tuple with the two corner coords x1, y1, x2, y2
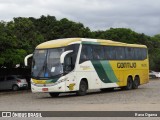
(49, 93, 60, 97)
(76, 80, 88, 96)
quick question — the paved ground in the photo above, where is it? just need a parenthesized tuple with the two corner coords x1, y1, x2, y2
(0, 79, 160, 112)
(1, 79, 160, 119)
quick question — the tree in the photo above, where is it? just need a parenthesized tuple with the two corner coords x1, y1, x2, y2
(102, 28, 138, 43)
(0, 15, 160, 70)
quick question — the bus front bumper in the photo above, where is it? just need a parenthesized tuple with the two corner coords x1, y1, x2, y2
(31, 82, 66, 93)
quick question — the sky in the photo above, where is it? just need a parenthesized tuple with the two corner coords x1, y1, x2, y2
(0, 0, 160, 36)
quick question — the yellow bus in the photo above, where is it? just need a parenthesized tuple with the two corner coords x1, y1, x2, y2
(25, 38, 149, 97)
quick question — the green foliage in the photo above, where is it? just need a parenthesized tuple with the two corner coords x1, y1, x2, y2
(1, 49, 27, 67)
(0, 15, 160, 70)
(104, 28, 138, 43)
(149, 48, 160, 70)
(152, 34, 160, 41)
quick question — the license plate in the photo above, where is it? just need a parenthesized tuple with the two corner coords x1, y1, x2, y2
(42, 88, 48, 91)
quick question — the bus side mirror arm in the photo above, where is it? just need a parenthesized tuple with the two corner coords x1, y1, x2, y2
(24, 54, 33, 66)
(60, 50, 73, 64)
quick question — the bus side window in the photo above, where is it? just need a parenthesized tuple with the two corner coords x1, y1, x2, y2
(134, 48, 142, 60)
(92, 45, 104, 60)
(115, 47, 125, 60)
(141, 48, 147, 60)
(80, 45, 93, 63)
(65, 44, 80, 68)
(104, 46, 116, 60)
(125, 47, 135, 60)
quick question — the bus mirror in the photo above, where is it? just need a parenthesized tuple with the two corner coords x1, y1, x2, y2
(60, 50, 73, 64)
(24, 54, 33, 66)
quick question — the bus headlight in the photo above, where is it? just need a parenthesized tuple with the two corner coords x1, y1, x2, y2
(31, 80, 35, 85)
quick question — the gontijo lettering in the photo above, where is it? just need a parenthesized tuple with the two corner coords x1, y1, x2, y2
(117, 62, 136, 68)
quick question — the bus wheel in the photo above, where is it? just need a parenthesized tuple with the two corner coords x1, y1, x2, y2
(124, 77, 133, 90)
(49, 92, 60, 97)
(133, 76, 140, 89)
(76, 80, 88, 96)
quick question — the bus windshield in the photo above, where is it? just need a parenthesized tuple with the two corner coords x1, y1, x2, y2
(32, 48, 64, 79)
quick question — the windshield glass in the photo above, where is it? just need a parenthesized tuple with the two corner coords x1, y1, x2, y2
(32, 48, 64, 79)
(46, 48, 64, 77)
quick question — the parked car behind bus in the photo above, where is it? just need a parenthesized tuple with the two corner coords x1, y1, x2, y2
(0, 75, 28, 91)
(149, 70, 160, 79)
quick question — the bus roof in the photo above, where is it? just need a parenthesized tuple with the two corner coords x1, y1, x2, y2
(36, 38, 147, 49)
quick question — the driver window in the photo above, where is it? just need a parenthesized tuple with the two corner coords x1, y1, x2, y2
(64, 54, 73, 72)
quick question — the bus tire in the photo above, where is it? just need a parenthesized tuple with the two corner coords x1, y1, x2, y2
(49, 92, 60, 97)
(124, 77, 133, 90)
(133, 76, 140, 89)
(76, 80, 88, 96)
